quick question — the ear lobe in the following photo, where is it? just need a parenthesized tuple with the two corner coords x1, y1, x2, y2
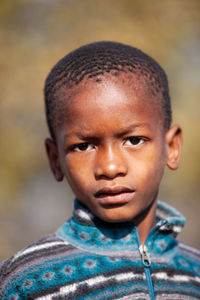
(45, 138, 64, 181)
(166, 125, 182, 170)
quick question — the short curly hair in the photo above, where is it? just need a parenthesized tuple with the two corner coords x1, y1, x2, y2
(44, 41, 171, 140)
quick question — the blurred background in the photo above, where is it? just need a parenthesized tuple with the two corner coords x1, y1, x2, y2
(0, 0, 199, 261)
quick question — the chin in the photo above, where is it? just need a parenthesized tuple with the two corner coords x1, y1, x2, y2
(99, 209, 135, 224)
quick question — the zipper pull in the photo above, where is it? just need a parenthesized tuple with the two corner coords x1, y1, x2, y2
(139, 244, 151, 267)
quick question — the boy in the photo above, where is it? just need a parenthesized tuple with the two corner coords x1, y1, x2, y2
(0, 41, 199, 299)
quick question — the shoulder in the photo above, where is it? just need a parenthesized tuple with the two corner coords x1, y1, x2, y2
(0, 233, 72, 275)
(0, 233, 76, 298)
(175, 240, 200, 276)
(178, 241, 200, 261)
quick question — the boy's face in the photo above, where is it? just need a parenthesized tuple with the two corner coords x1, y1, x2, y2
(46, 74, 181, 225)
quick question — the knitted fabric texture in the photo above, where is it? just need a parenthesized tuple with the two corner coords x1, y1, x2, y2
(0, 200, 199, 299)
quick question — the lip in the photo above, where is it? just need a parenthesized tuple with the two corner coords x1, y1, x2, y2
(94, 186, 135, 205)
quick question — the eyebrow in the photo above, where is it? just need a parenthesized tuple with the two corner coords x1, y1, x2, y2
(116, 123, 151, 136)
(63, 123, 151, 141)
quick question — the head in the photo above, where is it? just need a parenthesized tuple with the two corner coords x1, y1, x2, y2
(45, 41, 172, 140)
(44, 42, 182, 235)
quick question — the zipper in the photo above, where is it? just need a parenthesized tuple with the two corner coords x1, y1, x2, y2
(139, 244, 151, 267)
(139, 244, 155, 300)
(136, 229, 155, 300)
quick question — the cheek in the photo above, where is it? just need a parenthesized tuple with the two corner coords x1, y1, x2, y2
(63, 157, 92, 193)
(146, 156, 166, 187)
(131, 148, 166, 184)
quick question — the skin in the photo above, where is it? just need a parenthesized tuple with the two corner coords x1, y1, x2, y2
(45, 74, 182, 244)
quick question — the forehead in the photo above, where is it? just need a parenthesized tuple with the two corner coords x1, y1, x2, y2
(63, 71, 156, 97)
(55, 73, 164, 135)
(60, 72, 161, 111)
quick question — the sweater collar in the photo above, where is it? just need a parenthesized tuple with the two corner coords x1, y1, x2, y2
(56, 199, 185, 256)
(73, 199, 185, 234)
(155, 200, 185, 235)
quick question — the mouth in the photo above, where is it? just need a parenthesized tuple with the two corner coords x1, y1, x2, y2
(94, 186, 135, 206)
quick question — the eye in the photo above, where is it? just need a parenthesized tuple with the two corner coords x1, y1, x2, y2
(72, 142, 94, 152)
(125, 137, 145, 147)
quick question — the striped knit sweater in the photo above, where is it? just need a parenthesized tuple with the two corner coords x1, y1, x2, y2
(0, 200, 199, 299)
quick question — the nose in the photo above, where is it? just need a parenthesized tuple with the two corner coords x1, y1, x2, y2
(94, 145, 128, 180)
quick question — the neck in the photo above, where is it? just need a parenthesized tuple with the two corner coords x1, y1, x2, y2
(134, 199, 157, 244)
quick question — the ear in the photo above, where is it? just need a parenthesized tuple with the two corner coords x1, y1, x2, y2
(165, 125, 182, 170)
(45, 138, 64, 181)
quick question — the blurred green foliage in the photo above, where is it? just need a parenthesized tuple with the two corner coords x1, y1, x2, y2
(0, 0, 200, 259)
